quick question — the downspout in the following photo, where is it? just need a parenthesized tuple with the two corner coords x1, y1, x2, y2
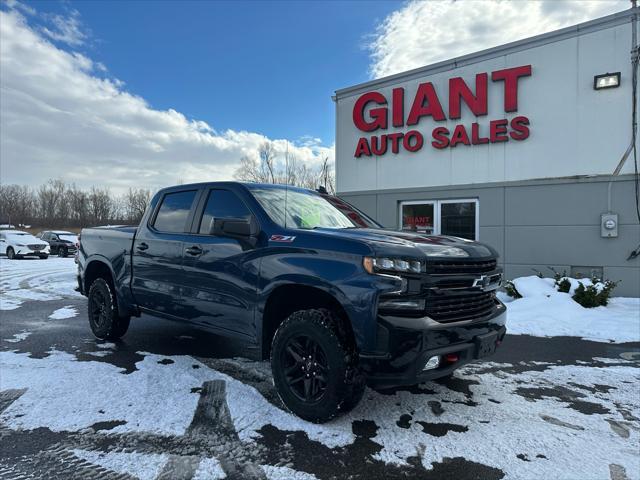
(608, 2, 640, 260)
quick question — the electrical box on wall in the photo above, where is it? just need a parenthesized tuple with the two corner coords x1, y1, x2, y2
(601, 213, 618, 238)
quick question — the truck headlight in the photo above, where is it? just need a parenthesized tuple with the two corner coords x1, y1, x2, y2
(363, 257, 424, 274)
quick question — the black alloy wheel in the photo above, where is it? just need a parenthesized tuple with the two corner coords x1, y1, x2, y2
(271, 308, 364, 423)
(87, 278, 130, 340)
(89, 287, 109, 331)
(282, 334, 329, 403)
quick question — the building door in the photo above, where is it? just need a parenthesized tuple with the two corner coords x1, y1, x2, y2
(400, 199, 479, 240)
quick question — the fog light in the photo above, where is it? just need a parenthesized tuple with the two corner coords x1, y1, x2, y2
(423, 356, 440, 371)
(378, 298, 425, 310)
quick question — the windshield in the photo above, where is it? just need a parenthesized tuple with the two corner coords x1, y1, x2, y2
(249, 186, 380, 230)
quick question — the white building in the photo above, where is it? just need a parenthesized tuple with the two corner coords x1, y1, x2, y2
(334, 8, 640, 296)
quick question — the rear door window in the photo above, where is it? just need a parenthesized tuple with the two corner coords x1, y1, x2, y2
(198, 189, 251, 234)
(153, 190, 197, 233)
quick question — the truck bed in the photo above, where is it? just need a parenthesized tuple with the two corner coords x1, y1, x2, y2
(82, 225, 136, 256)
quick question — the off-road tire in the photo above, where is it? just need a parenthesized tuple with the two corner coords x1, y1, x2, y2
(87, 278, 130, 340)
(6, 247, 15, 260)
(271, 308, 362, 423)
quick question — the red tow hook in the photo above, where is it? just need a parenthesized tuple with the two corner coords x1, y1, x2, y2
(444, 353, 459, 363)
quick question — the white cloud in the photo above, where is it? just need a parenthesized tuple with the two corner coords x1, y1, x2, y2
(0, 5, 333, 193)
(41, 8, 87, 47)
(368, 0, 628, 79)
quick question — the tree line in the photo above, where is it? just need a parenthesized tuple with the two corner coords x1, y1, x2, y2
(234, 141, 335, 193)
(1, 147, 335, 229)
(0, 179, 152, 229)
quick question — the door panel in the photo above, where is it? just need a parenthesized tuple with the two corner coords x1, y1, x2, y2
(131, 189, 198, 317)
(180, 188, 258, 337)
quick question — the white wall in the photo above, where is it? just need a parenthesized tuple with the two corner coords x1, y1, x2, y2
(336, 15, 637, 193)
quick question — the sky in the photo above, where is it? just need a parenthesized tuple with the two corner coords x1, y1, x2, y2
(0, 0, 629, 192)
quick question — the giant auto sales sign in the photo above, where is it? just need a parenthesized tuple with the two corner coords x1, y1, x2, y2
(352, 65, 532, 157)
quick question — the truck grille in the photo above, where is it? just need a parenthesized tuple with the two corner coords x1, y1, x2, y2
(426, 259, 497, 275)
(426, 290, 496, 323)
(28, 244, 44, 251)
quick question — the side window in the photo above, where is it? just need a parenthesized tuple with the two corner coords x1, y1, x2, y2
(153, 190, 197, 233)
(198, 189, 250, 234)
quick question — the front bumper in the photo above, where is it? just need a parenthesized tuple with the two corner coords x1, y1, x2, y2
(360, 302, 507, 388)
(14, 247, 50, 256)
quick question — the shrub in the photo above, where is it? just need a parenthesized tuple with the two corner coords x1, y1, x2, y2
(504, 280, 522, 299)
(572, 279, 619, 308)
(548, 267, 571, 293)
(556, 277, 571, 293)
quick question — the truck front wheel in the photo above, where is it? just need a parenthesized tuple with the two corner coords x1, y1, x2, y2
(271, 308, 362, 423)
(87, 278, 130, 340)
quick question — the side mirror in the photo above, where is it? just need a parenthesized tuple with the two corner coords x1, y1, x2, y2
(212, 216, 259, 237)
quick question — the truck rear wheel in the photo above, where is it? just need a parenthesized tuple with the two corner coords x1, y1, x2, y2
(87, 278, 130, 340)
(271, 308, 362, 423)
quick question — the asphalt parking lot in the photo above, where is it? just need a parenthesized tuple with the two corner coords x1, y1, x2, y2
(0, 258, 639, 480)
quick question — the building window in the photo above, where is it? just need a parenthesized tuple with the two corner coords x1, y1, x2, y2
(400, 202, 435, 234)
(400, 199, 479, 240)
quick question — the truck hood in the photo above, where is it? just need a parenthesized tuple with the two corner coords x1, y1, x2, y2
(312, 227, 497, 259)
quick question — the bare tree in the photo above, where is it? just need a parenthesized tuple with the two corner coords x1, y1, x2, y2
(259, 141, 276, 183)
(88, 186, 114, 226)
(234, 147, 336, 194)
(37, 179, 66, 226)
(66, 183, 88, 227)
(319, 156, 335, 194)
(0, 184, 34, 226)
(123, 188, 152, 223)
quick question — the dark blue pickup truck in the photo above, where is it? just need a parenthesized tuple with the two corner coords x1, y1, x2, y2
(78, 182, 506, 422)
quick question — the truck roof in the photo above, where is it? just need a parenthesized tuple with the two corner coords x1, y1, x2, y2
(158, 181, 319, 195)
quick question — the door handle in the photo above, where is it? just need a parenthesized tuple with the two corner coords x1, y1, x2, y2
(185, 245, 203, 256)
(136, 242, 149, 251)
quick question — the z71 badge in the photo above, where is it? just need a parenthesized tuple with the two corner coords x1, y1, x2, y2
(270, 235, 296, 242)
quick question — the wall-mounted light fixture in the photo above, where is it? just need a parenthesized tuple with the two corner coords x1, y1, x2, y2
(593, 72, 621, 90)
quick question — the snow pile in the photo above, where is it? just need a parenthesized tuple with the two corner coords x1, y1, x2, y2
(501, 276, 640, 343)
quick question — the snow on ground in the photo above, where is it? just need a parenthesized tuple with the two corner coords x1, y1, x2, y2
(0, 349, 638, 479)
(261, 465, 319, 480)
(4, 330, 31, 343)
(498, 276, 640, 343)
(48, 306, 78, 320)
(0, 257, 81, 310)
(192, 457, 227, 480)
(72, 450, 169, 480)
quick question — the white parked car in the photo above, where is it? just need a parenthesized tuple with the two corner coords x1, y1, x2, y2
(0, 230, 50, 259)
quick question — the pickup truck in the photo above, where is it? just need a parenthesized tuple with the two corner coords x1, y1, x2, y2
(78, 182, 506, 422)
